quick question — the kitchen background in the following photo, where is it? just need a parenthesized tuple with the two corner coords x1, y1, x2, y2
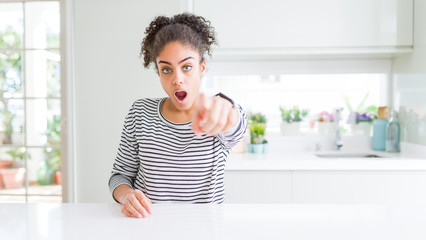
(0, 0, 425, 203)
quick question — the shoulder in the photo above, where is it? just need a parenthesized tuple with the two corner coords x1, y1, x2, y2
(132, 98, 162, 108)
(128, 98, 163, 112)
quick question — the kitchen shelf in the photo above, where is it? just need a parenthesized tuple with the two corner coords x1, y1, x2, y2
(210, 47, 413, 61)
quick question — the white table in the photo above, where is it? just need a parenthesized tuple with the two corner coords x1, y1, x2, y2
(1, 203, 426, 240)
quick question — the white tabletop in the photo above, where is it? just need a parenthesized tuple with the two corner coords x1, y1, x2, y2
(1, 203, 426, 240)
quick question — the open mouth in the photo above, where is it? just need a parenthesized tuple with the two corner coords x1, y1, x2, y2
(174, 90, 187, 101)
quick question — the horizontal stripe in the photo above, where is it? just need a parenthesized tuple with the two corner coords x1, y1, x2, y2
(109, 97, 247, 203)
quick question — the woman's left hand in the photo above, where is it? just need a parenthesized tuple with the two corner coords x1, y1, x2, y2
(192, 93, 239, 136)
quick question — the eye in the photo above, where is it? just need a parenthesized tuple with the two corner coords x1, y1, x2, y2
(161, 68, 172, 74)
(183, 65, 192, 71)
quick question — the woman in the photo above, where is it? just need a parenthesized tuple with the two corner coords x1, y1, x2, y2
(109, 13, 247, 218)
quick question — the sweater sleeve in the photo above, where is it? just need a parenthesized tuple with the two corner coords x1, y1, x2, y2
(216, 103, 247, 150)
(108, 102, 140, 202)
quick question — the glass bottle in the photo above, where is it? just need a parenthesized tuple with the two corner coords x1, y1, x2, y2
(385, 110, 401, 153)
(37, 160, 53, 185)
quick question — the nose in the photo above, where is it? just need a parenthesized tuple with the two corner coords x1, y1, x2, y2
(172, 70, 184, 86)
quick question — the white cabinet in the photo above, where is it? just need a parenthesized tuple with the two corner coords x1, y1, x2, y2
(225, 170, 426, 204)
(194, 0, 413, 50)
(292, 171, 426, 204)
(224, 171, 292, 203)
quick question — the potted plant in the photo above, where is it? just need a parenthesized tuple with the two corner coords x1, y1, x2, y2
(344, 94, 377, 136)
(0, 148, 27, 189)
(248, 113, 268, 154)
(44, 115, 61, 185)
(316, 111, 335, 136)
(279, 106, 308, 135)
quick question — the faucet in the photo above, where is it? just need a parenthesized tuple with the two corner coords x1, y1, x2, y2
(334, 108, 343, 151)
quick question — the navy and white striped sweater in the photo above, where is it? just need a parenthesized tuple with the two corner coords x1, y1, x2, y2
(109, 97, 247, 203)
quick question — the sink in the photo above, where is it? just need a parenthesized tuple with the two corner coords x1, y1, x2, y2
(315, 152, 384, 158)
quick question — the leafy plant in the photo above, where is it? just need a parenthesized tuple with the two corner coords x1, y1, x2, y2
(316, 111, 334, 122)
(5, 147, 30, 168)
(248, 113, 267, 144)
(280, 106, 309, 123)
(1, 26, 22, 144)
(344, 93, 378, 124)
(249, 122, 267, 144)
(45, 115, 61, 172)
(249, 113, 267, 124)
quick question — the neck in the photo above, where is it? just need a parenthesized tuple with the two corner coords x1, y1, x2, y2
(161, 98, 196, 123)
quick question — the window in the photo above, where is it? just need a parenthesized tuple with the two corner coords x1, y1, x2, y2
(202, 67, 388, 135)
(0, 1, 62, 203)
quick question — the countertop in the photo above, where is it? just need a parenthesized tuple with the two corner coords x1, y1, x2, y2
(226, 151, 426, 171)
(1, 203, 426, 240)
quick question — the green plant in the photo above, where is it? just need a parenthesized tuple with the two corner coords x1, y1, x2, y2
(249, 122, 267, 144)
(1, 26, 22, 144)
(248, 113, 267, 144)
(280, 106, 309, 123)
(249, 113, 267, 124)
(5, 147, 30, 168)
(344, 93, 378, 124)
(45, 115, 61, 172)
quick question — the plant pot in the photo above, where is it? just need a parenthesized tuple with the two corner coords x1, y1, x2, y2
(317, 122, 336, 136)
(262, 143, 268, 153)
(55, 171, 62, 185)
(350, 122, 372, 136)
(0, 168, 25, 189)
(248, 143, 268, 154)
(0, 160, 13, 188)
(280, 122, 300, 136)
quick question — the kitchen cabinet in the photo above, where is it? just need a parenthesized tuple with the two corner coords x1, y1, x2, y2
(292, 171, 426, 204)
(224, 171, 292, 203)
(193, 0, 413, 59)
(224, 169, 426, 204)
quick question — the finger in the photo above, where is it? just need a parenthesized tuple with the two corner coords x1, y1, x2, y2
(130, 195, 148, 217)
(125, 199, 143, 218)
(202, 97, 223, 135)
(135, 190, 152, 214)
(208, 112, 228, 136)
(192, 94, 209, 135)
(121, 206, 133, 217)
(191, 112, 203, 135)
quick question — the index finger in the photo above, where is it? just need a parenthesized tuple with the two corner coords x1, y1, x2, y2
(135, 190, 152, 214)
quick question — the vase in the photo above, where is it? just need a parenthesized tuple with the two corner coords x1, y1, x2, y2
(55, 171, 62, 185)
(350, 122, 372, 136)
(0, 168, 25, 189)
(37, 160, 54, 185)
(317, 122, 336, 136)
(280, 122, 300, 136)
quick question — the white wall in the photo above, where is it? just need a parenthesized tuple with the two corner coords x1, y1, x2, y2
(392, 0, 426, 145)
(72, 0, 181, 202)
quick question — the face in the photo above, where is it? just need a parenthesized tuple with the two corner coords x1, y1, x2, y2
(156, 41, 206, 112)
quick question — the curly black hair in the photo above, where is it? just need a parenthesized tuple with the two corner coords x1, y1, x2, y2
(141, 13, 217, 69)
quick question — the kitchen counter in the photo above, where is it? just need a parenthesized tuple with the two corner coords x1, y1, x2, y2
(1, 203, 426, 240)
(226, 152, 426, 171)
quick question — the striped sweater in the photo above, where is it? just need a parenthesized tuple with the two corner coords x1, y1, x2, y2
(109, 97, 247, 203)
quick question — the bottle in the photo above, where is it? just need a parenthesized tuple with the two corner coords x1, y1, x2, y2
(37, 160, 53, 185)
(372, 106, 389, 151)
(385, 110, 401, 153)
(372, 119, 388, 150)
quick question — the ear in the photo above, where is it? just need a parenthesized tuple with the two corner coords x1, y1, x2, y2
(200, 59, 206, 75)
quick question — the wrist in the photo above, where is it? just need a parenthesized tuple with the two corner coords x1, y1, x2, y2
(215, 92, 235, 109)
(114, 184, 133, 203)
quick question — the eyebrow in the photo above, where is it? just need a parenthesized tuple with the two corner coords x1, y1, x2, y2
(158, 56, 194, 65)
